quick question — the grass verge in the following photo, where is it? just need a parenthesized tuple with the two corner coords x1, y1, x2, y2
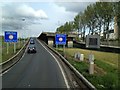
(55, 48, 119, 89)
(1, 37, 27, 63)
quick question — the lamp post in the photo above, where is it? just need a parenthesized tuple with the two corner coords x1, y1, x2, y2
(22, 18, 26, 44)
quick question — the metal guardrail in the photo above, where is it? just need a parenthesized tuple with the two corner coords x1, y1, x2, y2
(74, 41, 120, 53)
(0, 39, 29, 74)
(40, 40, 96, 90)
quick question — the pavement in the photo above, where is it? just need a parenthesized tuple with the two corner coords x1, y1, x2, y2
(2, 39, 67, 88)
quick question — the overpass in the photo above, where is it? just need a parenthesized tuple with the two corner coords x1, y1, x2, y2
(38, 32, 77, 48)
(38, 32, 120, 53)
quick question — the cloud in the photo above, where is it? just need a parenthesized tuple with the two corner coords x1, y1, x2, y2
(0, 0, 98, 3)
(1, 3, 48, 31)
(1, 2, 92, 36)
(16, 4, 48, 19)
(49, 3, 77, 23)
(55, 2, 95, 13)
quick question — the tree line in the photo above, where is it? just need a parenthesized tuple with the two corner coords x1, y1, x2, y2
(56, 2, 120, 42)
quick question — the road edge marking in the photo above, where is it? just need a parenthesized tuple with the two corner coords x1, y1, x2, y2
(37, 39, 70, 89)
(1, 42, 29, 75)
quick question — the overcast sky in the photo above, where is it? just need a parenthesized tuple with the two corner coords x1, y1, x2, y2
(0, 1, 96, 37)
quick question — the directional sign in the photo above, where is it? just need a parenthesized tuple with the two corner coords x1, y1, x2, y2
(4, 31, 18, 42)
(55, 34, 66, 45)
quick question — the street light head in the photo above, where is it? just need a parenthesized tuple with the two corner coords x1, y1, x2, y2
(22, 18, 25, 21)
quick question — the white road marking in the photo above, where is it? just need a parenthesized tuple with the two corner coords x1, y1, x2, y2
(1, 42, 28, 75)
(37, 39, 70, 89)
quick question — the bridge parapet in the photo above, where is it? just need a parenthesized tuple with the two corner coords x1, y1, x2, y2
(38, 32, 77, 47)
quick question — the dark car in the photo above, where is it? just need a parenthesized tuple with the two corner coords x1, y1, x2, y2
(30, 39, 35, 44)
(27, 44, 36, 53)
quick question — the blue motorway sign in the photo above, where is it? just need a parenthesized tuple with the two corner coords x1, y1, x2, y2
(55, 34, 66, 45)
(4, 31, 18, 42)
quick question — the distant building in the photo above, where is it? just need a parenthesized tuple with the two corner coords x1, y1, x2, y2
(114, 16, 119, 39)
(107, 29, 115, 40)
(107, 16, 119, 40)
(69, 29, 78, 34)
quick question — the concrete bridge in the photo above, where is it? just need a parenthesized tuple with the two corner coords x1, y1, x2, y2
(38, 32, 77, 47)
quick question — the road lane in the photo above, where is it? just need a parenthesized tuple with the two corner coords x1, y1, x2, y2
(2, 39, 67, 88)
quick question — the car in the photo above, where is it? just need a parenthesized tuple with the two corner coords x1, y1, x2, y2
(27, 44, 37, 53)
(30, 41, 35, 44)
(30, 39, 35, 44)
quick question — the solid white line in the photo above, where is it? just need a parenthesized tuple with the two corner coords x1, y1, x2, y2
(37, 39, 70, 88)
(1, 42, 28, 76)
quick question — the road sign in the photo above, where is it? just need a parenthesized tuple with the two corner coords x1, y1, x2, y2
(55, 34, 66, 45)
(4, 31, 18, 42)
(86, 35, 100, 48)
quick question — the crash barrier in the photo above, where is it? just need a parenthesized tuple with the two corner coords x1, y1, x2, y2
(0, 39, 29, 74)
(40, 40, 96, 90)
(74, 41, 120, 53)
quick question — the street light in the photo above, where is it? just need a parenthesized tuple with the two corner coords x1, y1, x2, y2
(22, 18, 27, 45)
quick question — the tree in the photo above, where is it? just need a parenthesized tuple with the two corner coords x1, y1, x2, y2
(104, 2, 113, 42)
(56, 2, 116, 43)
(84, 4, 97, 35)
(56, 21, 74, 34)
(115, 2, 120, 41)
(74, 14, 80, 36)
(117, 2, 120, 41)
(56, 25, 64, 33)
(78, 12, 87, 41)
(94, 2, 104, 35)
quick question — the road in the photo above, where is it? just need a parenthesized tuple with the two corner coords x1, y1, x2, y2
(2, 39, 67, 88)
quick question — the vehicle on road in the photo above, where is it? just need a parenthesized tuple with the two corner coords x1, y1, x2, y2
(27, 44, 37, 53)
(30, 39, 35, 44)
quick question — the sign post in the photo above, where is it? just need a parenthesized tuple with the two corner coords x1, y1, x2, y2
(14, 43, 16, 53)
(63, 44, 65, 57)
(86, 35, 100, 74)
(7, 43, 9, 54)
(19, 32, 20, 48)
(4, 31, 18, 54)
(55, 34, 66, 57)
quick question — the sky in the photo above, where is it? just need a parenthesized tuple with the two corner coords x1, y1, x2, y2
(0, 0, 97, 37)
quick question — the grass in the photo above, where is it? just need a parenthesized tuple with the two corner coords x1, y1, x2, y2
(64, 48, 118, 68)
(55, 48, 119, 89)
(0, 36, 27, 63)
(2, 43, 23, 63)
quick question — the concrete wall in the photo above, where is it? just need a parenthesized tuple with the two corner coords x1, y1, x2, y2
(48, 38, 54, 47)
(38, 32, 77, 48)
(68, 41, 73, 48)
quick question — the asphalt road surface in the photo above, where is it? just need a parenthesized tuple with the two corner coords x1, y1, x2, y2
(2, 39, 67, 88)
